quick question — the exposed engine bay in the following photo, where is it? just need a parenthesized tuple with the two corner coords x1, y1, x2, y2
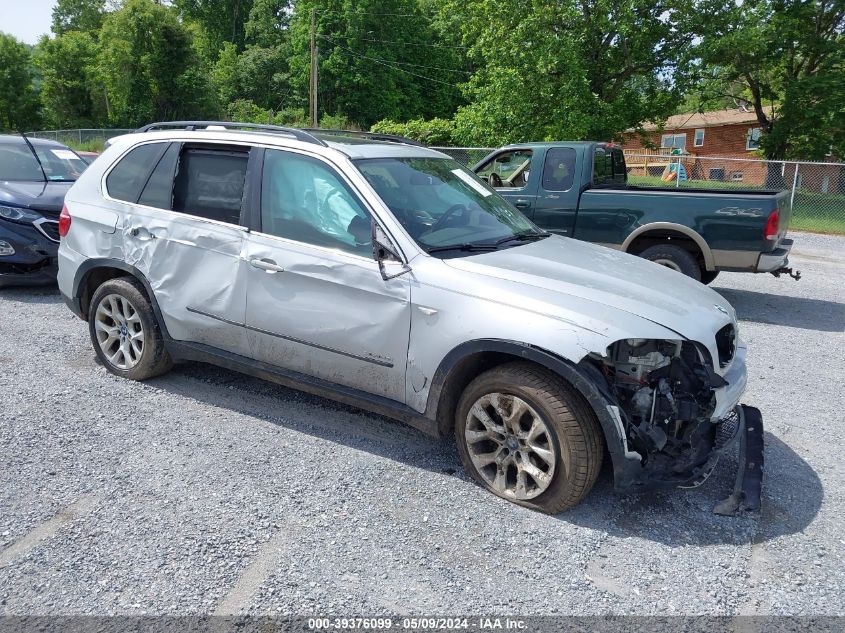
(591, 338, 737, 485)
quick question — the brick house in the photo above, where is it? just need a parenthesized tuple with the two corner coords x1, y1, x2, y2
(621, 107, 844, 193)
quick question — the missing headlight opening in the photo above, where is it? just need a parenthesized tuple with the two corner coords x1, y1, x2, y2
(593, 339, 733, 485)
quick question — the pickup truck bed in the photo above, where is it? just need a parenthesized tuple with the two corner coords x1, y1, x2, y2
(474, 142, 798, 283)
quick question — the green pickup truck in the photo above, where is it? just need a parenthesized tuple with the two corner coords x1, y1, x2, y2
(473, 142, 799, 284)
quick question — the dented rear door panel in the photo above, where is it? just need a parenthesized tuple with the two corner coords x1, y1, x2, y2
(122, 207, 249, 354)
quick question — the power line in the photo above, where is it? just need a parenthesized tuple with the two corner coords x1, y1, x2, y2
(320, 37, 463, 88)
(315, 9, 436, 18)
(355, 37, 469, 50)
(318, 35, 472, 76)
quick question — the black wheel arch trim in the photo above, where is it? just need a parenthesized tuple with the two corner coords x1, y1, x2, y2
(70, 258, 172, 340)
(425, 338, 643, 489)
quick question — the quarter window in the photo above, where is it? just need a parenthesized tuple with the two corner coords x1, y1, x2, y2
(106, 143, 168, 203)
(260, 149, 372, 255)
(172, 147, 249, 224)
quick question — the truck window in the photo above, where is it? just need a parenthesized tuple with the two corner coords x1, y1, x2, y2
(476, 149, 533, 189)
(593, 146, 626, 188)
(541, 147, 576, 191)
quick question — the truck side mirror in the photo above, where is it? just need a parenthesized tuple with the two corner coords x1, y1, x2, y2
(372, 222, 411, 281)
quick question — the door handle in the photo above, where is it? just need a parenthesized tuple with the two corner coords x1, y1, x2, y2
(130, 227, 157, 240)
(513, 199, 530, 209)
(249, 258, 285, 273)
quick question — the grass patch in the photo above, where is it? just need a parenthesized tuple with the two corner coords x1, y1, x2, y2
(64, 138, 106, 153)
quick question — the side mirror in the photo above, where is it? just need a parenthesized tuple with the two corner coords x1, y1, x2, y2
(372, 222, 411, 281)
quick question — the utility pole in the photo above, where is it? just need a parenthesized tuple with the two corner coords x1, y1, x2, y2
(309, 8, 318, 128)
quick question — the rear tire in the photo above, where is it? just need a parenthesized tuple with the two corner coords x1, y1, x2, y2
(639, 243, 702, 282)
(454, 362, 603, 514)
(88, 277, 173, 380)
(700, 270, 720, 285)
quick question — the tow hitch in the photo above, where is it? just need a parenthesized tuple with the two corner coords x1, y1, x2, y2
(771, 266, 801, 280)
(713, 405, 764, 516)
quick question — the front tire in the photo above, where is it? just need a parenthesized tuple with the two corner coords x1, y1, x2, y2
(88, 277, 172, 380)
(639, 243, 702, 282)
(455, 362, 603, 514)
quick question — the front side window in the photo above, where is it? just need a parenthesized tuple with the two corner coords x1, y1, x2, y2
(356, 157, 542, 257)
(475, 149, 533, 188)
(106, 143, 168, 203)
(261, 149, 372, 255)
(541, 148, 576, 191)
(172, 147, 248, 224)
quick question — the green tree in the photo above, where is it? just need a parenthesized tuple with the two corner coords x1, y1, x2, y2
(36, 32, 105, 128)
(174, 0, 256, 54)
(694, 0, 845, 160)
(440, 0, 691, 145)
(97, 0, 218, 126)
(0, 33, 40, 131)
(288, 0, 465, 129)
(51, 0, 106, 36)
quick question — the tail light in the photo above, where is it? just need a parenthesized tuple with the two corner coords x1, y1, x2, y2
(58, 204, 72, 237)
(764, 208, 780, 241)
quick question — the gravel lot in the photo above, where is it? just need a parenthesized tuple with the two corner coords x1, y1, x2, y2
(0, 232, 843, 617)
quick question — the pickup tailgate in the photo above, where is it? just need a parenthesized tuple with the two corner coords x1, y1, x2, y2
(773, 189, 792, 243)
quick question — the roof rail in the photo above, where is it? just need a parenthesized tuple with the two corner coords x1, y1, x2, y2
(135, 121, 328, 147)
(303, 128, 425, 147)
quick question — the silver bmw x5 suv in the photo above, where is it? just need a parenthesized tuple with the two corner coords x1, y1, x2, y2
(57, 122, 763, 514)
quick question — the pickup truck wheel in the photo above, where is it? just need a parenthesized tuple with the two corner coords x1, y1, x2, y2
(701, 270, 720, 285)
(88, 277, 173, 381)
(455, 362, 603, 514)
(639, 244, 702, 282)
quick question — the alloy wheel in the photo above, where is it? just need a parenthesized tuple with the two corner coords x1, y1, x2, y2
(464, 393, 557, 500)
(94, 294, 145, 370)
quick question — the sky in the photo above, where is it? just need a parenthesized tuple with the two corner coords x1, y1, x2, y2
(1, 0, 57, 45)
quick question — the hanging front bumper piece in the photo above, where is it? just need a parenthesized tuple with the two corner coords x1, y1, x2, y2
(713, 405, 765, 515)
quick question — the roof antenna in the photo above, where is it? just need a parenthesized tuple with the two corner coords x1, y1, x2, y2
(19, 131, 48, 182)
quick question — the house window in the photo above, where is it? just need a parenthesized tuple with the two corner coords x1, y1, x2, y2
(661, 133, 686, 150)
(821, 175, 830, 194)
(694, 129, 705, 147)
(746, 128, 762, 151)
(731, 172, 744, 182)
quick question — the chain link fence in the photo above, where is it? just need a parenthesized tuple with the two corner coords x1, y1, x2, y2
(22, 133, 842, 235)
(436, 146, 845, 235)
(26, 129, 134, 152)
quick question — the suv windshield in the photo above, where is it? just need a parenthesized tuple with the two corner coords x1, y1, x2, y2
(355, 157, 545, 256)
(0, 142, 86, 182)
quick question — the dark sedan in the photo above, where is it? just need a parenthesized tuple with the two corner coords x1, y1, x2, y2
(0, 135, 87, 287)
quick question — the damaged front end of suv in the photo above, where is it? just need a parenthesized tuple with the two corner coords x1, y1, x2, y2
(582, 333, 763, 514)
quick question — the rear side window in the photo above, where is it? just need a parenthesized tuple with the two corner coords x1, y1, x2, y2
(593, 146, 626, 188)
(138, 143, 180, 209)
(106, 143, 168, 202)
(172, 147, 248, 224)
(541, 147, 576, 191)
